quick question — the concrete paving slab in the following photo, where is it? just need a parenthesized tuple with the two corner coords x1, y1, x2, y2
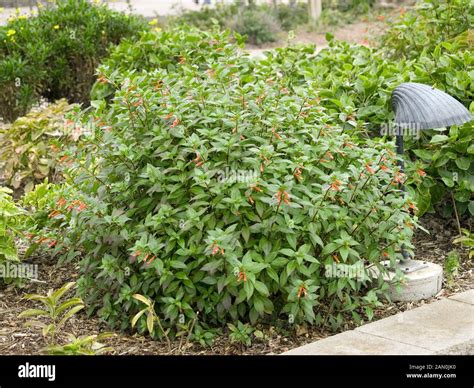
(356, 299, 474, 353)
(449, 289, 474, 305)
(283, 330, 431, 355)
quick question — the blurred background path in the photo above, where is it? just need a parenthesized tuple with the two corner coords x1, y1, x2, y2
(0, 0, 203, 24)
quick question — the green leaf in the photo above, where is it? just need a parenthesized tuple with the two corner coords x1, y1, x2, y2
(58, 304, 84, 328)
(18, 309, 49, 319)
(430, 135, 449, 144)
(455, 157, 470, 170)
(131, 309, 147, 328)
(254, 281, 269, 297)
(133, 294, 152, 307)
(286, 234, 297, 250)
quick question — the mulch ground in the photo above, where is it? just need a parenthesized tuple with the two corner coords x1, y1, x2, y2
(0, 214, 472, 355)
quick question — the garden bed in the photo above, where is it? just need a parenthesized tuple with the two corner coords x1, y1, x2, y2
(0, 0, 472, 358)
(1, 215, 471, 355)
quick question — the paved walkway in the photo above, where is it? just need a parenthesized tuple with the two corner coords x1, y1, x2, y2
(283, 289, 474, 355)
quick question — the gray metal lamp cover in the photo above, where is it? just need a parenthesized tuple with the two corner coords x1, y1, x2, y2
(391, 82, 473, 129)
(389, 82, 472, 271)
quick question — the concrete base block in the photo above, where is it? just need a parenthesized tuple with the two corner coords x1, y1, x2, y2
(384, 260, 443, 302)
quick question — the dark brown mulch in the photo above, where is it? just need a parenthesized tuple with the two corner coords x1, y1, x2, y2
(0, 214, 472, 355)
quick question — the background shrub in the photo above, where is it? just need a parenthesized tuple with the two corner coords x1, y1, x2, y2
(91, 26, 248, 101)
(0, 0, 147, 122)
(170, 1, 306, 45)
(228, 8, 282, 46)
(255, 29, 473, 217)
(380, 0, 473, 60)
(0, 99, 76, 194)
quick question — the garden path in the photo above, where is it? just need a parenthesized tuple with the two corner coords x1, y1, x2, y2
(283, 289, 474, 354)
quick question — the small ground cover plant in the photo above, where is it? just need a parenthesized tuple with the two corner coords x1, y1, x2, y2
(18, 282, 84, 343)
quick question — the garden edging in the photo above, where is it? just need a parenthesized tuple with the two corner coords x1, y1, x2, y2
(282, 289, 474, 355)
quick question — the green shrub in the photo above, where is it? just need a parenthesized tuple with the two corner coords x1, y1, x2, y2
(171, 1, 306, 40)
(91, 26, 247, 101)
(405, 124, 474, 217)
(0, 100, 77, 193)
(380, 0, 473, 60)
(255, 39, 408, 130)
(264, 2, 309, 31)
(169, 2, 237, 31)
(35, 40, 418, 336)
(255, 36, 474, 216)
(323, 0, 375, 13)
(0, 0, 147, 122)
(228, 8, 281, 46)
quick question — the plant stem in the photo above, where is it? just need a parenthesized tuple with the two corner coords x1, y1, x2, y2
(451, 192, 462, 237)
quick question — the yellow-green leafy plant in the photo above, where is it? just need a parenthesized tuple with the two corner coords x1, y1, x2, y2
(131, 294, 171, 350)
(0, 186, 25, 284)
(453, 229, 474, 259)
(0, 100, 77, 193)
(444, 250, 461, 286)
(43, 333, 114, 355)
(228, 321, 254, 347)
(18, 281, 84, 344)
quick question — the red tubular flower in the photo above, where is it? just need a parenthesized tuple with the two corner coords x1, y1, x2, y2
(237, 271, 247, 282)
(193, 154, 204, 167)
(393, 171, 406, 184)
(365, 163, 375, 175)
(330, 179, 343, 192)
(417, 169, 427, 177)
(294, 166, 304, 182)
(210, 243, 223, 256)
(170, 117, 180, 128)
(97, 74, 108, 84)
(297, 284, 307, 298)
(48, 240, 57, 248)
(37, 236, 49, 244)
(56, 198, 67, 207)
(145, 256, 156, 266)
(76, 202, 87, 212)
(48, 210, 61, 218)
(276, 190, 290, 205)
(272, 128, 282, 140)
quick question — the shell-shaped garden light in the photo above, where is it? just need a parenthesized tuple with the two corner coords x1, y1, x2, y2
(391, 82, 472, 130)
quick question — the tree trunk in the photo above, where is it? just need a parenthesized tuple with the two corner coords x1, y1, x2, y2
(308, 0, 322, 24)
